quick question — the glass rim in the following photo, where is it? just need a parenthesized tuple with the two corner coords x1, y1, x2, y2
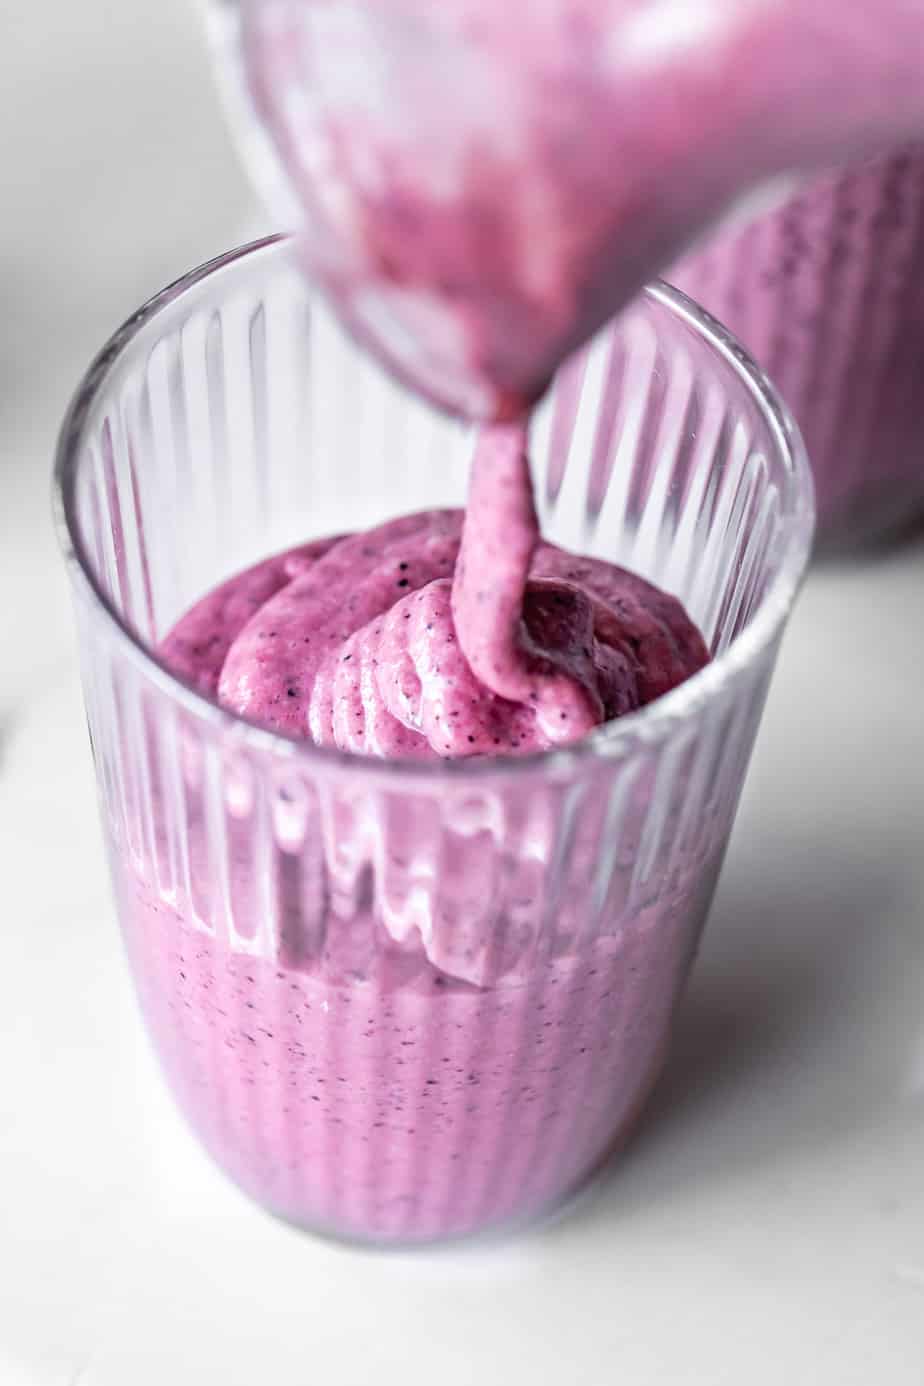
(53, 233, 815, 784)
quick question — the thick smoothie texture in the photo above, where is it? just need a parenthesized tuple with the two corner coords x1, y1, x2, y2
(163, 426, 708, 756)
(671, 147, 924, 546)
(129, 428, 712, 1241)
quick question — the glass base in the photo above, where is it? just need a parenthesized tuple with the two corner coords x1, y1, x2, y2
(206, 1032, 673, 1252)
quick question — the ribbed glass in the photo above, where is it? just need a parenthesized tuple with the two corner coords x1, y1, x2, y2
(671, 145, 924, 550)
(55, 237, 813, 1245)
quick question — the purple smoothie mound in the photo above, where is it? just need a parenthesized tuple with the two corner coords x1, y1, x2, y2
(162, 512, 706, 755)
(162, 430, 708, 759)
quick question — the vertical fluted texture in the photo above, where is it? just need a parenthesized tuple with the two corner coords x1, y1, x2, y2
(671, 146, 924, 548)
(68, 246, 796, 1243)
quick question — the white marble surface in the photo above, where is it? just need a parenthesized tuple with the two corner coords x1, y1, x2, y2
(2, 2, 924, 1383)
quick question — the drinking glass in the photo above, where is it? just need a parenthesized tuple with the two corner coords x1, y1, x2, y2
(55, 236, 813, 1244)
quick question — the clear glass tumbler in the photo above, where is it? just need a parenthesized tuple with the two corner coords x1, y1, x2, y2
(55, 237, 813, 1245)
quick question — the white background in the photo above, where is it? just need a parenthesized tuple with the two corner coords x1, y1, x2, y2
(2, 2, 923, 1382)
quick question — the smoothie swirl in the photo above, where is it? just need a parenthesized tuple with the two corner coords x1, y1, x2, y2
(161, 426, 708, 757)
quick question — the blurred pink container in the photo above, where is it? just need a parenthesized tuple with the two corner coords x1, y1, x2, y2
(672, 147, 924, 550)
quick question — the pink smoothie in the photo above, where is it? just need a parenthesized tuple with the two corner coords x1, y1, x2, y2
(121, 874, 713, 1241)
(129, 427, 712, 1241)
(163, 427, 707, 757)
(671, 147, 924, 547)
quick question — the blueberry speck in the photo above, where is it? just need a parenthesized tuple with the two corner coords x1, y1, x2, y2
(397, 578, 409, 588)
(287, 688, 297, 697)
(399, 562, 409, 570)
